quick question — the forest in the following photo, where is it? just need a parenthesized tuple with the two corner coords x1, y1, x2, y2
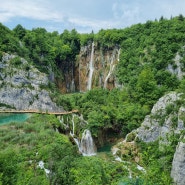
(1, 15, 185, 184)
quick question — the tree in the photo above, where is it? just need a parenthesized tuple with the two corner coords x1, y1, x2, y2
(13, 24, 26, 39)
(135, 67, 160, 106)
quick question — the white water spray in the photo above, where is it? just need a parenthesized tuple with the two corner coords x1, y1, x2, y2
(104, 48, 121, 89)
(104, 49, 116, 88)
(61, 114, 96, 156)
(87, 42, 95, 91)
(79, 129, 96, 156)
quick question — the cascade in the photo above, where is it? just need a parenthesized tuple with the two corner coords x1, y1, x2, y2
(60, 116, 69, 129)
(70, 114, 75, 136)
(104, 49, 117, 89)
(79, 129, 96, 156)
(60, 114, 96, 156)
(38, 161, 50, 177)
(87, 42, 95, 91)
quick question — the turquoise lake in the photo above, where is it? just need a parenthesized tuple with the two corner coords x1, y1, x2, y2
(0, 113, 30, 125)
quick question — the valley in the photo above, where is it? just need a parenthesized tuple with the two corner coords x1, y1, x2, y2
(1, 15, 185, 184)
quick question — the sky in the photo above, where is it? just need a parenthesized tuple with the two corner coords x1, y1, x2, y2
(1, 0, 185, 33)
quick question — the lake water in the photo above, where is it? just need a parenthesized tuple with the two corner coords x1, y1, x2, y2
(0, 113, 30, 125)
(97, 143, 114, 153)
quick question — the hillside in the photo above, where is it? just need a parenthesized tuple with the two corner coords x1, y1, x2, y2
(0, 53, 64, 112)
(1, 15, 185, 184)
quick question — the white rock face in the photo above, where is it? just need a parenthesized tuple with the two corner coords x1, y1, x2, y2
(167, 53, 185, 80)
(151, 92, 180, 115)
(136, 92, 183, 142)
(171, 140, 185, 185)
(0, 53, 64, 112)
(129, 91, 185, 184)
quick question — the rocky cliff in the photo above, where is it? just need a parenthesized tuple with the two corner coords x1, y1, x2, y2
(0, 53, 64, 112)
(135, 92, 183, 143)
(123, 91, 185, 184)
(111, 91, 185, 184)
(171, 138, 185, 185)
(58, 42, 121, 93)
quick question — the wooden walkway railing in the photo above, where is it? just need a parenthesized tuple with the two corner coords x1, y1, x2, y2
(0, 109, 78, 115)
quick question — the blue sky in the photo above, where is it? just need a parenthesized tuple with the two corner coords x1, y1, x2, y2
(1, 0, 185, 33)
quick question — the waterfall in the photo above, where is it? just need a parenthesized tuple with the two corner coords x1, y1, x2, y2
(71, 114, 75, 136)
(70, 60, 75, 92)
(104, 48, 121, 89)
(60, 116, 68, 129)
(60, 114, 96, 156)
(80, 129, 96, 156)
(71, 79, 75, 92)
(71, 129, 96, 156)
(38, 161, 50, 177)
(104, 49, 116, 89)
(87, 42, 95, 91)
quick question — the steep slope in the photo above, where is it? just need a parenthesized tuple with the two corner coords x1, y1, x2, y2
(77, 42, 121, 92)
(171, 139, 185, 185)
(135, 92, 183, 143)
(0, 53, 64, 112)
(115, 91, 185, 184)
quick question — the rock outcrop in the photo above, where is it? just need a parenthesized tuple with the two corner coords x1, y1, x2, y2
(0, 53, 64, 112)
(171, 139, 185, 185)
(125, 91, 185, 184)
(135, 92, 183, 142)
(167, 51, 185, 80)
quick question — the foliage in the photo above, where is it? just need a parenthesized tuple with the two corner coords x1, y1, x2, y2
(1, 15, 185, 185)
(0, 114, 76, 184)
(70, 157, 127, 185)
(137, 133, 180, 185)
(57, 88, 150, 143)
(0, 114, 129, 185)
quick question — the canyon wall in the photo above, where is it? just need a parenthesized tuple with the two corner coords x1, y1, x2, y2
(59, 42, 121, 93)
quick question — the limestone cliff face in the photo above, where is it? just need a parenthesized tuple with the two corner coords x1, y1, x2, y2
(135, 92, 183, 143)
(167, 53, 185, 80)
(78, 42, 121, 92)
(0, 53, 64, 112)
(124, 91, 185, 184)
(59, 42, 121, 93)
(171, 139, 185, 185)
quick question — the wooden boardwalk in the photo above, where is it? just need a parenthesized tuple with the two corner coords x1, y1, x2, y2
(0, 109, 78, 115)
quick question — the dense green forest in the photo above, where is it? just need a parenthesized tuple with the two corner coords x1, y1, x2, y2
(1, 15, 185, 184)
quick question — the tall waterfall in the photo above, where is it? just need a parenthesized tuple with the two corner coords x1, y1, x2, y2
(104, 48, 121, 89)
(87, 42, 95, 91)
(104, 49, 116, 89)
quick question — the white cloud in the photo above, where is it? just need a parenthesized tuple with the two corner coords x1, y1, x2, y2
(1, 0, 185, 33)
(68, 17, 117, 31)
(112, 1, 141, 28)
(0, 0, 63, 22)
